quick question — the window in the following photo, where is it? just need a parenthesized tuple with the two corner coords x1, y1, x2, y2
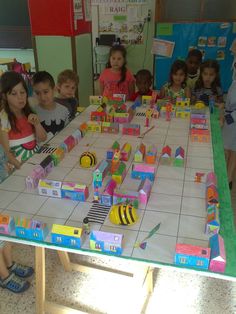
(180, 257, 188, 264)
(95, 243, 101, 249)
(196, 260, 204, 266)
(70, 239, 77, 246)
(56, 237, 62, 243)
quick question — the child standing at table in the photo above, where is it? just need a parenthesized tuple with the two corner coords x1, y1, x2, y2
(186, 49, 202, 91)
(99, 45, 135, 100)
(160, 59, 191, 102)
(222, 80, 236, 190)
(32, 71, 70, 141)
(192, 59, 223, 105)
(0, 71, 46, 169)
(55, 69, 79, 120)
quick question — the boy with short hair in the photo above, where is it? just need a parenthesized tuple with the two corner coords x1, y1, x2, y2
(55, 69, 79, 120)
(186, 49, 202, 91)
(32, 71, 69, 141)
(130, 69, 153, 101)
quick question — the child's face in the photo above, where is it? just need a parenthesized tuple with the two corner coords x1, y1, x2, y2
(202, 67, 216, 87)
(110, 51, 125, 71)
(172, 69, 186, 86)
(58, 79, 77, 99)
(33, 81, 55, 108)
(6, 82, 27, 112)
(136, 77, 152, 95)
(186, 56, 201, 75)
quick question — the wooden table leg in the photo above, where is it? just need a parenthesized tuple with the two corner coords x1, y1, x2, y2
(36, 247, 45, 314)
(57, 251, 72, 272)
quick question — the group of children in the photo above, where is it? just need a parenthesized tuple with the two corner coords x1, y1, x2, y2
(0, 44, 235, 293)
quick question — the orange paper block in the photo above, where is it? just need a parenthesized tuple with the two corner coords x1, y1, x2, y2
(190, 129, 210, 142)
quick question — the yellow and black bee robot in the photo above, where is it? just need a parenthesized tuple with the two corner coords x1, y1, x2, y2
(109, 203, 139, 226)
(79, 152, 97, 168)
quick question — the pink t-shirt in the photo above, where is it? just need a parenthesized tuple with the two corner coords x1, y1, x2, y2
(99, 68, 135, 100)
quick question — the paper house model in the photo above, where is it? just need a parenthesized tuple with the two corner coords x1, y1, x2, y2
(38, 179, 62, 198)
(122, 123, 140, 136)
(131, 164, 156, 181)
(39, 155, 54, 175)
(121, 143, 132, 161)
(106, 141, 120, 160)
(145, 145, 157, 164)
(134, 143, 146, 163)
(174, 146, 185, 167)
(138, 179, 153, 205)
(61, 183, 89, 201)
(113, 188, 139, 205)
(90, 230, 123, 256)
(30, 219, 49, 241)
(93, 160, 109, 188)
(15, 217, 31, 239)
(206, 205, 220, 235)
(209, 234, 226, 273)
(51, 224, 83, 248)
(25, 165, 45, 190)
(175, 243, 211, 270)
(0, 215, 15, 235)
(161, 145, 171, 158)
(176, 97, 190, 108)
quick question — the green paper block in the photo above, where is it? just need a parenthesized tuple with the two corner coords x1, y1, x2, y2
(51, 154, 60, 166)
(173, 159, 184, 167)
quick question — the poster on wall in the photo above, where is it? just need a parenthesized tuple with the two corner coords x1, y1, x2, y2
(84, 0, 92, 21)
(152, 39, 175, 57)
(74, 0, 83, 22)
(155, 22, 236, 92)
(98, 2, 146, 45)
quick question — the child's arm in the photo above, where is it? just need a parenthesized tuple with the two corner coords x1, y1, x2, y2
(128, 81, 135, 100)
(160, 86, 166, 98)
(28, 114, 47, 142)
(185, 87, 191, 99)
(0, 129, 21, 169)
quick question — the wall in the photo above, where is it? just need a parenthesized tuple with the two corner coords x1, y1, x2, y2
(75, 34, 94, 106)
(34, 36, 73, 79)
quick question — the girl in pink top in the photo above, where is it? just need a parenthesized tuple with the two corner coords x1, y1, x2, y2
(99, 45, 135, 100)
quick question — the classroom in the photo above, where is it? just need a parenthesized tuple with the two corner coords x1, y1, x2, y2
(0, 1, 236, 313)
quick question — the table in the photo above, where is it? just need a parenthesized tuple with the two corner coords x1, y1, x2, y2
(0, 105, 235, 313)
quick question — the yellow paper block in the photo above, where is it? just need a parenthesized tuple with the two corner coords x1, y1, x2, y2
(51, 224, 82, 238)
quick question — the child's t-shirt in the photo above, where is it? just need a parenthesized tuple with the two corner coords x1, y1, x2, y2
(0, 110, 39, 162)
(162, 83, 186, 102)
(186, 69, 200, 91)
(54, 97, 78, 120)
(130, 89, 153, 101)
(34, 103, 69, 140)
(192, 86, 223, 105)
(99, 68, 135, 100)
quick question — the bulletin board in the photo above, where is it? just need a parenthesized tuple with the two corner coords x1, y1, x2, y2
(154, 22, 236, 92)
